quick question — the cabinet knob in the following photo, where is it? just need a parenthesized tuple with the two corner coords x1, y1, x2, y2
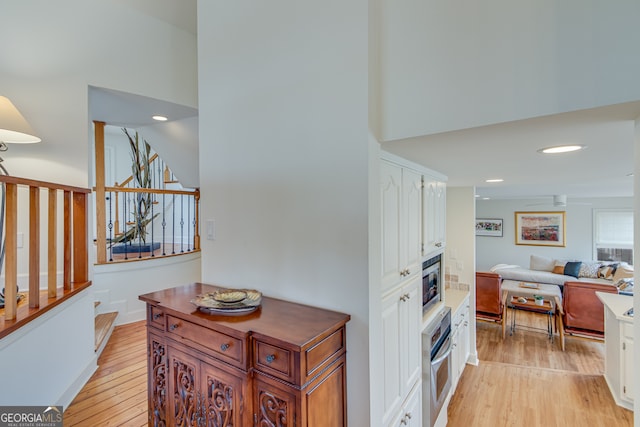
(266, 354, 276, 364)
(169, 323, 178, 331)
(220, 343, 230, 352)
(406, 412, 412, 420)
(153, 312, 163, 320)
(436, 242, 442, 247)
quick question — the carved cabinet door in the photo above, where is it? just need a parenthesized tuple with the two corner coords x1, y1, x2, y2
(253, 378, 297, 427)
(148, 332, 167, 427)
(200, 361, 247, 426)
(168, 346, 200, 427)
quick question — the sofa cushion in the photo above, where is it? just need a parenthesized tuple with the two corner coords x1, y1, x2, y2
(579, 261, 601, 279)
(564, 261, 582, 278)
(553, 260, 567, 274)
(530, 255, 556, 272)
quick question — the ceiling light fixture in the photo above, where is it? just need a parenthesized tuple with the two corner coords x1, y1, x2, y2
(152, 115, 168, 122)
(538, 145, 585, 154)
(485, 178, 503, 183)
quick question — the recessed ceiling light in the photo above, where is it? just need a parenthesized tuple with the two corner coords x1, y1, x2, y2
(485, 178, 504, 183)
(152, 115, 168, 121)
(482, 197, 490, 200)
(474, 194, 480, 198)
(627, 173, 634, 177)
(538, 145, 585, 154)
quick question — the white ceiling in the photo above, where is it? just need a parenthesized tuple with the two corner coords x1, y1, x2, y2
(94, 2, 639, 202)
(382, 101, 640, 201)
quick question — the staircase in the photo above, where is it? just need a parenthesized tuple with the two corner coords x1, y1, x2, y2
(94, 301, 118, 356)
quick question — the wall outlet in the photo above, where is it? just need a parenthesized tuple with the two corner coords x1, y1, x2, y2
(456, 260, 464, 271)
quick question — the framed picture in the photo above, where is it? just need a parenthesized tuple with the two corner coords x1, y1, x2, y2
(515, 211, 566, 247)
(476, 218, 503, 237)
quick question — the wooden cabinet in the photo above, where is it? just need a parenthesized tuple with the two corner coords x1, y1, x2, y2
(450, 294, 470, 392)
(423, 175, 446, 256)
(140, 283, 350, 427)
(380, 160, 423, 293)
(381, 277, 421, 425)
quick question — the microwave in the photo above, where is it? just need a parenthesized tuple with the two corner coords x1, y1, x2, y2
(422, 253, 442, 314)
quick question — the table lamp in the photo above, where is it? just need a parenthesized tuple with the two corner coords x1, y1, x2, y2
(0, 95, 41, 174)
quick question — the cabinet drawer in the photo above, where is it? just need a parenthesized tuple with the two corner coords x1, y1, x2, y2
(148, 306, 165, 330)
(305, 328, 346, 380)
(254, 340, 294, 383)
(166, 315, 245, 368)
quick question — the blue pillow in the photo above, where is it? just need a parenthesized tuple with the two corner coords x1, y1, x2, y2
(564, 261, 582, 278)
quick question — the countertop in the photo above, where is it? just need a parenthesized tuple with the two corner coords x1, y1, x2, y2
(596, 291, 634, 323)
(445, 288, 470, 315)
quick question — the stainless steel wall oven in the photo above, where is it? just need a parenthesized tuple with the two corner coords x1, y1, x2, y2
(422, 307, 452, 426)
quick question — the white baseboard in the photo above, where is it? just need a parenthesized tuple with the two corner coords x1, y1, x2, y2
(58, 355, 98, 410)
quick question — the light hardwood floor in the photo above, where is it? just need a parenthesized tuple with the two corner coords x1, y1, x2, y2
(64, 321, 148, 426)
(448, 312, 634, 426)
(65, 313, 633, 426)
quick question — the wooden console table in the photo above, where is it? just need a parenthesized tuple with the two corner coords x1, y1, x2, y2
(139, 282, 350, 426)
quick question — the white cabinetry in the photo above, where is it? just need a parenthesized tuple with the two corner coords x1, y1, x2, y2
(446, 289, 470, 394)
(621, 323, 634, 402)
(380, 160, 423, 293)
(599, 292, 634, 410)
(423, 174, 446, 256)
(381, 277, 421, 426)
(376, 152, 447, 427)
(387, 382, 422, 427)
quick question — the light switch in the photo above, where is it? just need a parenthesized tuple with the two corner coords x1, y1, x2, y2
(17, 232, 23, 248)
(206, 220, 215, 240)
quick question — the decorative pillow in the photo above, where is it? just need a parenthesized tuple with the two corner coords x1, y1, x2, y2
(579, 261, 601, 279)
(597, 263, 618, 280)
(612, 264, 634, 282)
(552, 261, 567, 275)
(563, 261, 582, 278)
(530, 255, 556, 272)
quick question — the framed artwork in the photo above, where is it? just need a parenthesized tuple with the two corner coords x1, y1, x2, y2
(515, 211, 566, 247)
(475, 218, 503, 237)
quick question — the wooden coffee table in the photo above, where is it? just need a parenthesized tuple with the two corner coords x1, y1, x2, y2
(508, 295, 555, 341)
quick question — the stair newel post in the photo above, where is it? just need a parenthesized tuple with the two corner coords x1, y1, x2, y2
(94, 120, 107, 264)
(194, 189, 200, 251)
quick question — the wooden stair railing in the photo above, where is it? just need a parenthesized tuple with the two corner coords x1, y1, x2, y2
(94, 121, 200, 265)
(0, 176, 91, 340)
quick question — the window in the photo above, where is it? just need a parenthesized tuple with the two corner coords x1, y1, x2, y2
(593, 209, 633, 265)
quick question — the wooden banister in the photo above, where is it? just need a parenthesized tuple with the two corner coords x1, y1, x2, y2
(0, 176, 91, 325)
(93, 121, 200, 264)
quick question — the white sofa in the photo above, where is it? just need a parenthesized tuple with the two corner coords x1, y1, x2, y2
(490, 254, 633, 292)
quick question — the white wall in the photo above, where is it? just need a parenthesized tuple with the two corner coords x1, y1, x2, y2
(0, 289, 96, 408)
(1, 1, 197, 186)
(197, 1, 370, 424)
(475, 197, 633, 271)
(0, 0, 198, 408)
(379, 0, 640, 141)
(445, 187, 478, 364)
